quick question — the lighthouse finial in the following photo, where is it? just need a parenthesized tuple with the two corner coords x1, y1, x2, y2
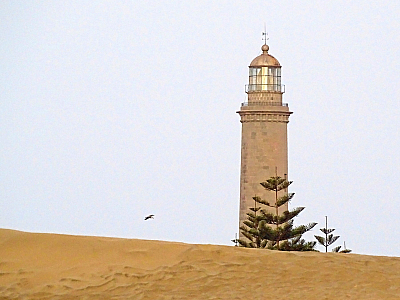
(262, 24, 269, 45)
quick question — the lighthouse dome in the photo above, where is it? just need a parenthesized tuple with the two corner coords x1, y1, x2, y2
(247, 44, 283, 93)
(249, 44, 280, 67)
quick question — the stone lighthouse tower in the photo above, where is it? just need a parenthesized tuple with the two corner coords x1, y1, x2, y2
(237, 42, 292, 233)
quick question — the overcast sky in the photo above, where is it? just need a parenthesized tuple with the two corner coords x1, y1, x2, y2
(1, 1, 399, 256)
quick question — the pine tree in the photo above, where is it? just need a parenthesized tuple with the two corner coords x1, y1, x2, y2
(314, 216, 341, 252)
(231, 233, 239, 246)
(238, 196, 268, 248)
(332, 241, 352, 253)
(257, 176, 317, 250)
(239, 176, 317, 251)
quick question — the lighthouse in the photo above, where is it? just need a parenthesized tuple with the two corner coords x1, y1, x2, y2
(237, 42, 292, 235)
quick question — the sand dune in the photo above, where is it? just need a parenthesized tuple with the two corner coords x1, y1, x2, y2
(0, 229, 399, 299)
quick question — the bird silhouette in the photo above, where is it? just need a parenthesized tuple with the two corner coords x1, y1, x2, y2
(144, 214, 154, 220)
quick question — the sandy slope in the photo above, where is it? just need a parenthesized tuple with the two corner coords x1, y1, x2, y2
(0, 229, 399, 299)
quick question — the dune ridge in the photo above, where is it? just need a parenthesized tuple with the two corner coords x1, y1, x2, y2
(0, 229, 399, 299)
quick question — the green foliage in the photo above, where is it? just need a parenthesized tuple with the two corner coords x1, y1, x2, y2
(332, 243, 352, 253)
(279, 236, 317, 252)
(339, 248, 352, 254)
(314, 217, 339, 252)
(238, 198, 266, 248)
(238, 176, 317, 251)
(315, 233, 340, 250)
(315, 216, 352, 253)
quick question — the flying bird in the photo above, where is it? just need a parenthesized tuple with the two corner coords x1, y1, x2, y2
(144, 214, 154, 220)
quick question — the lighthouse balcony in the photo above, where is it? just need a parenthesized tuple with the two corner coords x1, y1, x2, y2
(241, 101, 288, 107)
(246, 84, 285, 93)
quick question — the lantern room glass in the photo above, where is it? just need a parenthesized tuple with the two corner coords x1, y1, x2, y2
(248, 67, 281, 92)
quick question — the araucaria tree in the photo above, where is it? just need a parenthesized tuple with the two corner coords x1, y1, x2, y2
(315, 216, 352, 253)
(332, 241, 352, 253)
(239, 176, 317, 251)
(314, 216, 339, 252)
(238, 196, 267, 248)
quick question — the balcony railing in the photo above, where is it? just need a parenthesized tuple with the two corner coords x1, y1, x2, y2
(245, 84, 285, 93)
(241, 102, 288, 107)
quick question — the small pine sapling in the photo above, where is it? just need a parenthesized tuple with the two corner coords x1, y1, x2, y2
(231, 233, 239, 247)
(332, 241, 352, 253)
(315, 216, 340, 252)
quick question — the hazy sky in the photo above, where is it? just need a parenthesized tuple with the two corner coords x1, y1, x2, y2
(1, 1, 400, 256)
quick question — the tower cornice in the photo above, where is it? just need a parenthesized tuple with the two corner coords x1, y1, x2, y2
(237, 110, 292, 123)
